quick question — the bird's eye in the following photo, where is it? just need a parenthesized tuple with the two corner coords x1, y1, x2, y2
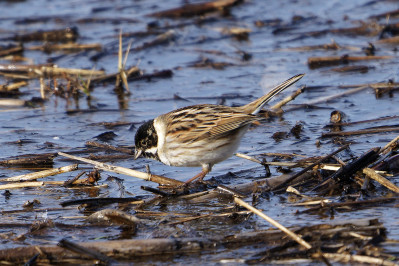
(140, 139, 147, 146)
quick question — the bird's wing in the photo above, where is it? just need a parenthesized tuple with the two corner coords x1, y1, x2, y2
(161, 104, 259, 144)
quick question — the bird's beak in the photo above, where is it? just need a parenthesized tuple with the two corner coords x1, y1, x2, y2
(134, 149, 143, 160)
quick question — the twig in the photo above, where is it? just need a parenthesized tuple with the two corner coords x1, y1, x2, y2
(141, 186, 172, 197)
(58, 152, 183, 186)
(234, 197, 312, 249)
(64, 171, 86, 187)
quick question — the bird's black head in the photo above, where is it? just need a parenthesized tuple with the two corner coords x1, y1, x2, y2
(134, 119, 159, 160)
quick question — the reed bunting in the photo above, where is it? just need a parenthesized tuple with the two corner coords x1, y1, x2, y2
(134, 74, 304, 184)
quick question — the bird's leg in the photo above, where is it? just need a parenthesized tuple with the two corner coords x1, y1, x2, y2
(184, 170, 208, 185)
(184, 164, 212, 185)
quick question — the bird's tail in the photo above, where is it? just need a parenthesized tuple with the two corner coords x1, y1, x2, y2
(239, 73, 304, 115)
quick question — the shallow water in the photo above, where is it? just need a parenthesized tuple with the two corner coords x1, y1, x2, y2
(0, 0, 399, 263)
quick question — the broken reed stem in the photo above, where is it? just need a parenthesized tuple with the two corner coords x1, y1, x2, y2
(363, 168, 399, 193)
(235, 153, 262, 164)
(271, 86, 305, 111)
(322, 253, 398, 266)
(0, 164, 78, 182)
(0, 81, 28, 91)
(0, 181, 106, 190)
(0, 63, 105, 78)
(28, 43, 102, 52)
(381, 135, 399, 154)
(322, 126, 399, 137)
(234, 197, 312, 249)
(0, 182, 44, 190)
(308, 55, 393, 68)
(235, 153, 343, 171)
(304, 85, 370, 106)
(58, 152, 183, 186)
(284, 86, 370, 112)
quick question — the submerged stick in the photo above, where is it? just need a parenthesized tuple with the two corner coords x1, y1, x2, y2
(234, 197, 312, 249)
(58, 152, 183, 186)
(148, 0, 240, 18)
(58, 239, 117, 264)
(0, 164, 78, 182)
(322, 126, 399, 137)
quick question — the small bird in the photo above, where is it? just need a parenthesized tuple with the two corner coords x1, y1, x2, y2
(134, 74, 304, 184)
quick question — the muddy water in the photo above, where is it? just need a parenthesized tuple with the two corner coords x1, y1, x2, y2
(0, 0, 399, 263)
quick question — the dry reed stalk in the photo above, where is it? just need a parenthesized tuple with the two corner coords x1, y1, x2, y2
(284, 86, 370, 112)
(115, 30, 131, 92)
(235, 153, 342, 171)
(0, 164, 78, 182)
(0, 182, 44, 190)
(0, 81, 27, 91)
(270, 86, 305, 111)
(363, 168, 399, 193)
(322, 126, 399, 137)
(376, 36, 399, 44)
(322, 253, 397, 266)
(0, 99, 26, 107)
(381, 135, 399, 154)
(234, 197, 312, 249)
(308, 55, 392, 68)
(28, 43, 102, 52)
(58, 152, 183, 186)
